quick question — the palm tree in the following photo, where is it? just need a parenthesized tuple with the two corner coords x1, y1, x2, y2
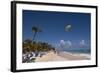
(32, 26, 42, 42)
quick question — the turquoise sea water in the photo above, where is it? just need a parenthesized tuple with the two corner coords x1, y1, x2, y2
(63, 48, 91, 54)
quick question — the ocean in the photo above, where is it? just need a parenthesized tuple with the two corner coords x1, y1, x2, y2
(63, 48, 91, 54)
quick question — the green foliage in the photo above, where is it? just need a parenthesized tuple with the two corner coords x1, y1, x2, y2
(23, 26, 55, 53)
(23, 39, 55, 53)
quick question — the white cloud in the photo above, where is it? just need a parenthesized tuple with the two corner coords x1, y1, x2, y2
(60, 40, 65, 45)
(80, 40, 85, 46)
(66, 40, 72, 46)
(59, 40, 72, 48)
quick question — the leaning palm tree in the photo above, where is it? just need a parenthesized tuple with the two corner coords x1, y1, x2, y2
(32, 26, 42, 42)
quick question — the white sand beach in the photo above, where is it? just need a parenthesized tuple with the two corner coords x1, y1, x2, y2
(35, 51, 90, 62)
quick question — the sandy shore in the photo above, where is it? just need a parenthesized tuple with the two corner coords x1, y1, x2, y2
(35, 51, 90, 62)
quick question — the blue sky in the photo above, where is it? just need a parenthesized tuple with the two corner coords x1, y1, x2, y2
(23, 10, 91, 49)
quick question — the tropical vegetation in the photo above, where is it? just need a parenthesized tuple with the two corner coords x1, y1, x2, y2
(22, 26, 56, 63)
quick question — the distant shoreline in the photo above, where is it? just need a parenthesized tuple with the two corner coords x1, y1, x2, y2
(35, 51, 90, 62)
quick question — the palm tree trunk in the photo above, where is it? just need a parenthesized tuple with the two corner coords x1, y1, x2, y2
(32, 31, 37, 42)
